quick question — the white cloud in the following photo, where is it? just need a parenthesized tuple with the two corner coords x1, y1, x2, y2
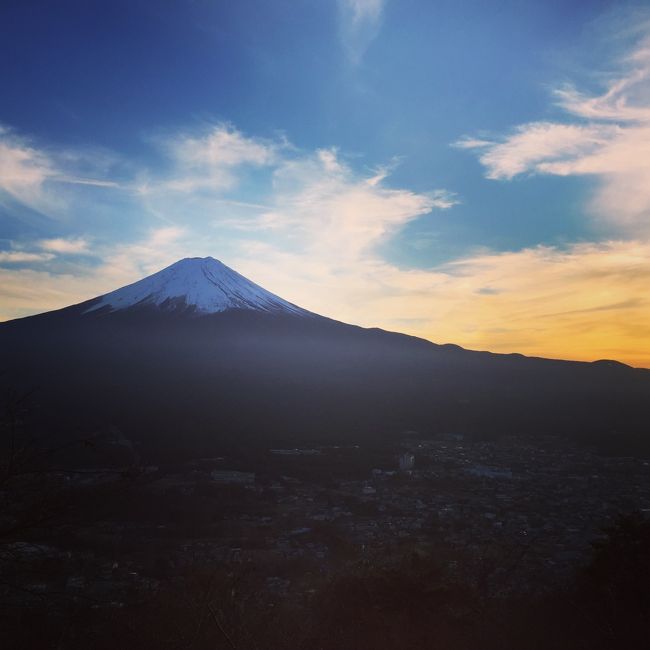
(157, 124, 277, 193)
(0, 251, 54, 263)
(39, 237, 91, 254)
(0, 126, 124, 219)
(132, 129, 456, 275)
(338, 0, 385, 64)
(428, 189, 459, 209)
(455, 123, 619, 180)
(0, 238, 90, 271)
(456, 28, 650, 233)
(173, 125, 274, 167)
(250, 147, 450, 261)
(0, 130, 56, 212)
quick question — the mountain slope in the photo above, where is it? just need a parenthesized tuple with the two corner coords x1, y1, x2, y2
(0, 258, 648, 457)
(83, 257, 310, 316)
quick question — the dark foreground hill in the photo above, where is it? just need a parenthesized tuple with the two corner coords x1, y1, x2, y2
(0, 257, 648, 457)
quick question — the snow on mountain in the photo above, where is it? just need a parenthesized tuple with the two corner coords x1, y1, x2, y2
(84, 257, 309, 316)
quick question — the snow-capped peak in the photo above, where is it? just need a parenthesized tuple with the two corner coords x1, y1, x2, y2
(84, 257, 309, 316)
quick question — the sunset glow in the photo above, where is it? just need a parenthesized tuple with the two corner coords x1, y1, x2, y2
(1, 2, 649, 366)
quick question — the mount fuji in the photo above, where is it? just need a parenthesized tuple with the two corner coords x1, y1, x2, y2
(82, 257, 311, 317)
(1, 257, 648, 456)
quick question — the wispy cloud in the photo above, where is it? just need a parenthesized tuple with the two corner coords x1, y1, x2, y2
(0, 125, 125, 219)
(55, 176, 120, 188)
(150, 123, 277, 194)
(39, 237, 91, 254)
(454, 123, 619, 180)
(252, 147, 452, 260)
(338, 0, 385, 64)
(0, 251, 54, 264)
(0, 127, 56, 213)
(456, 24, 650, 234)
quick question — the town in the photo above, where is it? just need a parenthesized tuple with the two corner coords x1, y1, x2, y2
(5, 428, 649, 610)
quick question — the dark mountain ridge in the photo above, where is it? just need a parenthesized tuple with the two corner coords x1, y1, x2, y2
(1, 258, 648, 457)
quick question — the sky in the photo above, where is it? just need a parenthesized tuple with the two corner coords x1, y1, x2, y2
(1, 0, 650, 366)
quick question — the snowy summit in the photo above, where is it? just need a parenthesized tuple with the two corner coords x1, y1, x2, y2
(85, 257, 309, 316)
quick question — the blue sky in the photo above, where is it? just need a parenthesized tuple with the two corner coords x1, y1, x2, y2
(2, 0, 650, 365)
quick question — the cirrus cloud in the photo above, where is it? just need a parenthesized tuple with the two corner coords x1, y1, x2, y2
(252, 147, 455, 260)
(456, 26, 650, 234)
(338, 0, 385, 64)
(0, 127, 56, 213)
